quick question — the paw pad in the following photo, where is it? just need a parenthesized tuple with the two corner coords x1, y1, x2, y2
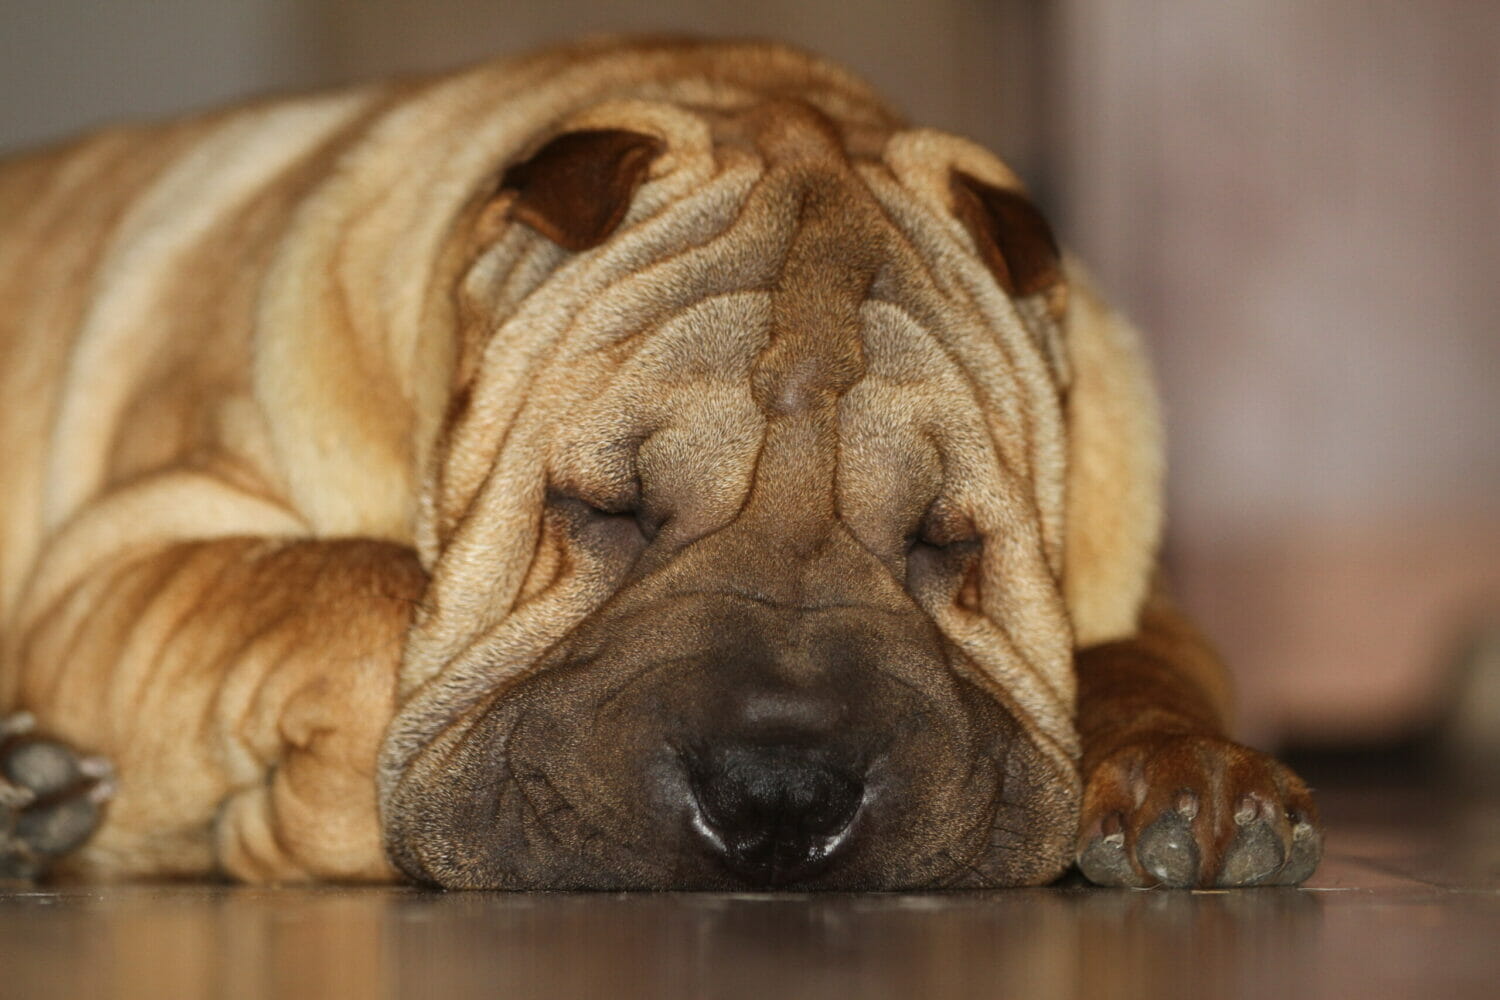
(1136, 797, 1201, 888)
(1, 713, 114, 881)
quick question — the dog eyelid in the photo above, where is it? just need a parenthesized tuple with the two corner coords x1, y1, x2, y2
(585, 496, 638, 517)
(546, 486, 638, 517)
(908, 504, 981, 551)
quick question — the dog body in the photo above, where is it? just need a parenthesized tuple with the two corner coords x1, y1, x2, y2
(0, 40, 1319, 888)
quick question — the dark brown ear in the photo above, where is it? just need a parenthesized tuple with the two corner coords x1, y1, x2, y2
(949, 169, 1067, 321)
(499, 129, 664, 252)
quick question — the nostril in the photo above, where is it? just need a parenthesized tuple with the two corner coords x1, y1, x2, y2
(682, 744, 865, 885)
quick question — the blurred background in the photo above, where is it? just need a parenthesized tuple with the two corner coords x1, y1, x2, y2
(2, 0, 1495, 758)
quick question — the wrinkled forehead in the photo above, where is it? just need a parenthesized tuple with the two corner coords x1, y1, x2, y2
(449, 100, 1069, 558)
(536, 117, 1064, 515)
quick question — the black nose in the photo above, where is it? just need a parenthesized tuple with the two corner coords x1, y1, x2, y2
(683, 743, 865, 885)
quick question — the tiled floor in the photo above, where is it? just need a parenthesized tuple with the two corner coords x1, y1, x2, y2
(2, 782, 1496, 1000)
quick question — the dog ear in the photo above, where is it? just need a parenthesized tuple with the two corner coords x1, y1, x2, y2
(949, 170, 1067, 321)
(498, 129, 664, 251)
(1059, 262, 1164, 647)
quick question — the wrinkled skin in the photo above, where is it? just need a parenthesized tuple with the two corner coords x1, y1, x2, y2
(383, 110, 1080, 888)
(0, 40, 1320, 889)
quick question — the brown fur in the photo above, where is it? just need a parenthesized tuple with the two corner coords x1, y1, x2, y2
(0, 38, 1318, 887)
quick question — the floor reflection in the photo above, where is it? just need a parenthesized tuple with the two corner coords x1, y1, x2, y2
(0, 885, 1339, 1000)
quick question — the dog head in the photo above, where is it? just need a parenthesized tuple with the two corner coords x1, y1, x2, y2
(374, 43, 1160, 889)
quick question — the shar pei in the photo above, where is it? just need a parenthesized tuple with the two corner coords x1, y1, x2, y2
(0, 38, 1321, 889)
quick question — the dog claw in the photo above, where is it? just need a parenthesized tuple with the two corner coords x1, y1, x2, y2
(78, 755, 115, 781)
(0, 713, 35, 738)
(1233, 794, 1260, 826)
(0, 782, 35, 810)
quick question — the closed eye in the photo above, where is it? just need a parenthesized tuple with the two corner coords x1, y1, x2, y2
(548, 490, 655, 547)
(906, 502, 980, 553)
(903, 505, 981, 598)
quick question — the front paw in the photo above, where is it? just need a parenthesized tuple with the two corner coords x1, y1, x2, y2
(1, 712, 115, 880)
(1076, 733, 1322, 888)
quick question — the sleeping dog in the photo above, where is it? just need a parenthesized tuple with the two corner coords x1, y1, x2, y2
(0, 38, 1320, 888)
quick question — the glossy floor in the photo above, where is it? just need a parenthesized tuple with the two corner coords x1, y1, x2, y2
(2, 782, 1496, 1000)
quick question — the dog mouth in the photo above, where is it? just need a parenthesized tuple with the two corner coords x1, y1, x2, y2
(382, 627, 1076, 891)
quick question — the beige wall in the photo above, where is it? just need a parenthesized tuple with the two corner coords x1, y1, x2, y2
(310, 0, 1049, 178)
(0, 0, 1045, 175)
(0, 0, 320, 152)
(1052, 0, 1500, 742)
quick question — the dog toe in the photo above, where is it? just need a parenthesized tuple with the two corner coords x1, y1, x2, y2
(1, 716, 113, 880)
(1136, 793, 1203, 888)
(1077, 812, 1143, 886)
(1078, 735, 1322, 889)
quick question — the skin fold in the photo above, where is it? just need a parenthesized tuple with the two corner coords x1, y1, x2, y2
(0, 38, 1319, 888)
